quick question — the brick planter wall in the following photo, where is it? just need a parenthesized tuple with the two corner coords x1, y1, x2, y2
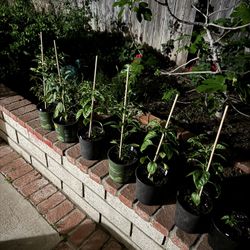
(0, 92, 217, 250)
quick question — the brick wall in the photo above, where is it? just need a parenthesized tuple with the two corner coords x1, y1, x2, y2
(0, 92, 214, 250)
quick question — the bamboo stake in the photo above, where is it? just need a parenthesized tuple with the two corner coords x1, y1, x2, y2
(53, 40, 65, 121)
(53, 40, 62, 85)
(119, 66, 130, 159)
(88, 55, 98, 138)
(39, 32, 46, 109)
(153, 94, 179, 162)
(198, 105, 229, 198)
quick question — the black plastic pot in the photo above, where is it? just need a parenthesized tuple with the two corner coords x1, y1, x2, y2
(78, 122, 105, 160)
(208, 210, 250, 250)
(107, 145, 138, 184)
(135, 165, 168, 205)
(37, 103, 54, 130)
(175, 190, 213, 234)
(53, 117, 78, 143)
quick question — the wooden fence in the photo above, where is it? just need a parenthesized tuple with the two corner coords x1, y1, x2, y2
(30, 0, 240, 65)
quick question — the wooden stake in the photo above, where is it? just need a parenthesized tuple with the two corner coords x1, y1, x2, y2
(39, 32, 46, 109)
(198, 105, 229, 197)
(53, 40, 62, 84)
(119, 66, 130, 159)
(153, 94, 179, 162)
(88, 55, 98, 138)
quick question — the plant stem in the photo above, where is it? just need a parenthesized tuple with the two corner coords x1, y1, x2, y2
(153, 94, 179, 162)
(119, 66, 130, 160)
(39, 32, 46, 109)
(198, 105, 229, 198)
(88, 55, 98, 138)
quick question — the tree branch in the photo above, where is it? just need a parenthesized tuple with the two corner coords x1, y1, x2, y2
(161, 70, 219, 76)
(154, 0, 204, 26)
(169, 56, 199, 73)
(192, 4, 207, 22)
(208, 5, 237, 18)
(208, 22, 250, 30)
(231, 103, 250, 118)
(204, 27, 222, 72)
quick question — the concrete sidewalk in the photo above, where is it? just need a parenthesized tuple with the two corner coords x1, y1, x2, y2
(0, 174, 60, 250)
(0, 139, 127, 250)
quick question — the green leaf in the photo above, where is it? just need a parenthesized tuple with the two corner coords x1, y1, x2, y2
(140, 130, 157, 152)
(215, 144, 226, 150)
(159, 151, 166, 159)
(231, 2, 250, 24)
(191, 192, 201, 206)
(196, 171, 210, 189)
(147, 161, 157, 176)
(76, 109, 83, 120)
(144, 130, 157, 141)
(140, 139, 154, 152)
(162, 144, 173, 160)
(142, 9, 152, 21)
(196, 75, 227, 93)
(140, 156, 147, 164)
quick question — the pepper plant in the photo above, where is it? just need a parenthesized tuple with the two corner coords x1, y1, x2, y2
(186, 134, 226, 206)
(140, 119, 179, 181)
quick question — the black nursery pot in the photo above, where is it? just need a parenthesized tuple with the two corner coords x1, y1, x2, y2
(175, 190, 213, 234)
(208, 211, 250, 250)
(53, 117, 78, 143)
(135, 165, 168, 205)
(37, 103, 54, 130)
(78, 122, 105, 160)
(107, 145, 138, 184)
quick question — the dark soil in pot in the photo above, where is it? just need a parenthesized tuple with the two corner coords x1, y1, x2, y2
(37, 103, 54, 130)
(136, 165, 174, 205)
(208, 209, 250, 250)
(78, 123, 105, 160)
(53, 117, 78, 143)
(107, 145, 138, 184)
(175, 188, 213, 234)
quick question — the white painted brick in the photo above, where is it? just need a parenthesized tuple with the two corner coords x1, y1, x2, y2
(47, 156, 82, 196)
(3, 113, 28, 138)
(29, 133, 62, 164)
(62, 183, 100, 222)
(18, 132, 47, 166)
(106, 193, 164, 245)
(131, 226, 163, 250)
(62, 156, 105, 198)
(101, 216, 139, 250)
(0, 119, 17, 142)
(85, 186, 131, 236)
(165, 239, 180, 250)
(31, 156, 61, 189)
(7, 138, 31, 163)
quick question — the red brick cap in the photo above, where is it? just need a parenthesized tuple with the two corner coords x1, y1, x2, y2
(89, 160, 109, 184)
(118, 183, 136, 208)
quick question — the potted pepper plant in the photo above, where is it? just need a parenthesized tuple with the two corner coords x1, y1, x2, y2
(135, 94, 179, 205)
(107, 66, 142, 184)
(208, 208, 250, 250)
(52, 42, 81, 142)
(30, 33, 57, 130)
(175, 106, 229, 234)
(76, 56, 110, 160)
